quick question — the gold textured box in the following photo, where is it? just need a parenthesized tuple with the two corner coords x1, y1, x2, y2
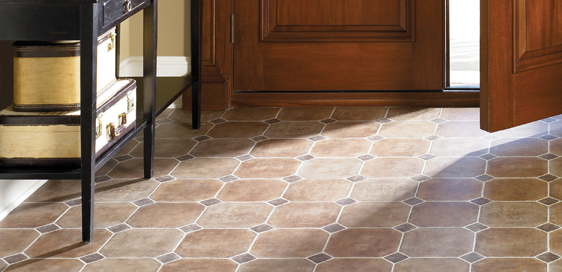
(0, 79, 137, 166)
(12, 27, 117, 112)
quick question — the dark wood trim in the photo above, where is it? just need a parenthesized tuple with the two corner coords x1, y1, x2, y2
(232, 92, 479, 108)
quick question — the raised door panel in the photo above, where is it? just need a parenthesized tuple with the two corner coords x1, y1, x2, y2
(262, 0, 414, 42)
(234, 0, 444, 92)
(514, 0, 562, 72)
(481, 0, 562, 132)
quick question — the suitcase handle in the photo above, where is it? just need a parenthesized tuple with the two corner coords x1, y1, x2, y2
(106, 113, 127, 142)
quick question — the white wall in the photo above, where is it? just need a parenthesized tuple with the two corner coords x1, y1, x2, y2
(0, 180, 47, 221)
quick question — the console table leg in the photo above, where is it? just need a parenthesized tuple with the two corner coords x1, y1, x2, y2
(80, 2, 100, 243)
(143, 0, 157, 179)
(191, 0, 202, 130)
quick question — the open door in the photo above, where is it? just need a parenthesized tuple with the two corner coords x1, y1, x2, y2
(481, 0, 562, 132)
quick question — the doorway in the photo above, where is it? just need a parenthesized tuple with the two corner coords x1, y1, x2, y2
(447, 0, 480, 90)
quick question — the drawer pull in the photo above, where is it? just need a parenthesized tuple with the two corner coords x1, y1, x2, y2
(123, 0, 132, 13)
(108, 32, 116, 52)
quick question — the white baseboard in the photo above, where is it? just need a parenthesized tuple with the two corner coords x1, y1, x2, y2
(0, 180, 47, 221)
(120, 56, 189, 109)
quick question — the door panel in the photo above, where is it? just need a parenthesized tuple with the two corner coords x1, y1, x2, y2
(481, 0, 562, 132)
(234, 0, 444, 92)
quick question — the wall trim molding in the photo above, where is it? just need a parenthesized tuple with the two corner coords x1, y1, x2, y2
(0, 180, 47, 222)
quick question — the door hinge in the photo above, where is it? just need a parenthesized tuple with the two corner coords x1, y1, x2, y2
(230, 14, 235, 44)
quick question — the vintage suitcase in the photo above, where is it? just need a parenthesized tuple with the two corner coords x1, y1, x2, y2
(0, 79, 136, 166)
(12, 27, 118, 112)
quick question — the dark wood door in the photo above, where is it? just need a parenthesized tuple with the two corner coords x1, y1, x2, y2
(481, 0, 562, 132)
(233, 0, 445, 92)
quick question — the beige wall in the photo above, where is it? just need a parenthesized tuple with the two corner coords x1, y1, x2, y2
(122, 0, 191, 58)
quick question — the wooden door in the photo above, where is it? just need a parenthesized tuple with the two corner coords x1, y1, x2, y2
(234, 0, 445, 92)
(481, 0, 562, 132)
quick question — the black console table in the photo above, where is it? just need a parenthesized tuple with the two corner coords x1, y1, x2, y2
(0, 0, 202, 242)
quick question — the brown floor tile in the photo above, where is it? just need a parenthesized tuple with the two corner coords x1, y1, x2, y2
(160, 259, 238, 272)
(551, 203, 562, 225)
(197, 203, 273, 228)
(331, 107, 387, 120)
(130, 138, 197, 158)
(235, 158, 301, 178)
(378, 121, 437, 138)
(25, 229, 111, 258)
(94, 179, 159, 202)
(0, 229, 39, 257)
(238, 259, 315, 272)
(96, 158, 119, 176)
(155, 121, 213, 138)
(484, 178, 548, 201)
(441, 108, 479, 121)
(0, 203, 67, 228)
(490, 138, 548, 156)
(480, 202, 548, 227)
(370, 138, 431, 157)
(322, 122, 381, 138)
(551, 138, 562, 156)
(387, 107, 442, 120)
(127, 203, 205, 228)
(168, 110, 224, 123)
(150, 179, 224, 202)
(417, 178, 483, 201)
(264, 122, 325, 139)
(208, 122, 269, 138)
(351, 179, 418, 201)
(250, 139, 313, 157)
(316, 258, 393, 272)
(56, 203, 137, 228)
(251, 229, 329, 257)
(551, 158, 562, 177)
(101, 229, 183, 257)
(430, 137, 488, 156)
(283, 179, 352, 201)
(3, 259, 84, 272)
(400, 228, 474, 257)
(268, 202, 341, 228)
(172, 158, 240, 178)
(189, 138, 255, 158)
(82, 259, 161, 272)
(549, 229, 562, 256)
(115, 139, 142, 157)
(472, 258, 546, 272)
(338, 202, 410, 227)
(394, 258, 470, 272)
(487, 157, 548, 178)
(409, 202, 479, 227)
(298, 158, 362, 178)
(492, 121, 548, 138)
(218, 179, 287, 201)
(424, 157, 486, 178)
(277, 107, 335, 121)
(24, 180, 81, 202)
(436, 121, 489, 137)
(325, 228, 401, 257)
(552, 120, 562, 137)
(552, 179, 562, 200)
(362, 158, 424, 178)
(0, 261, 5, 271)
(552, 259, 562, 272)
(107, 158, 178, 179)
(176, 229, 256, 258)
(475, 228, 547, 257)
(222, 107, 281, 121)
(311, 138, 372, 157)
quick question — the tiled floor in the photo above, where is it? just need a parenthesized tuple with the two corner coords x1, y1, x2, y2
(2, 106, 562, 272)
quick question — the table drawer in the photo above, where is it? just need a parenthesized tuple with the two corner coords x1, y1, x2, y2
(103, 0, 146, 28)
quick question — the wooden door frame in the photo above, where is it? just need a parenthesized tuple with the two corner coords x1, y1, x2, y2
(185, 0, 479, 110)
